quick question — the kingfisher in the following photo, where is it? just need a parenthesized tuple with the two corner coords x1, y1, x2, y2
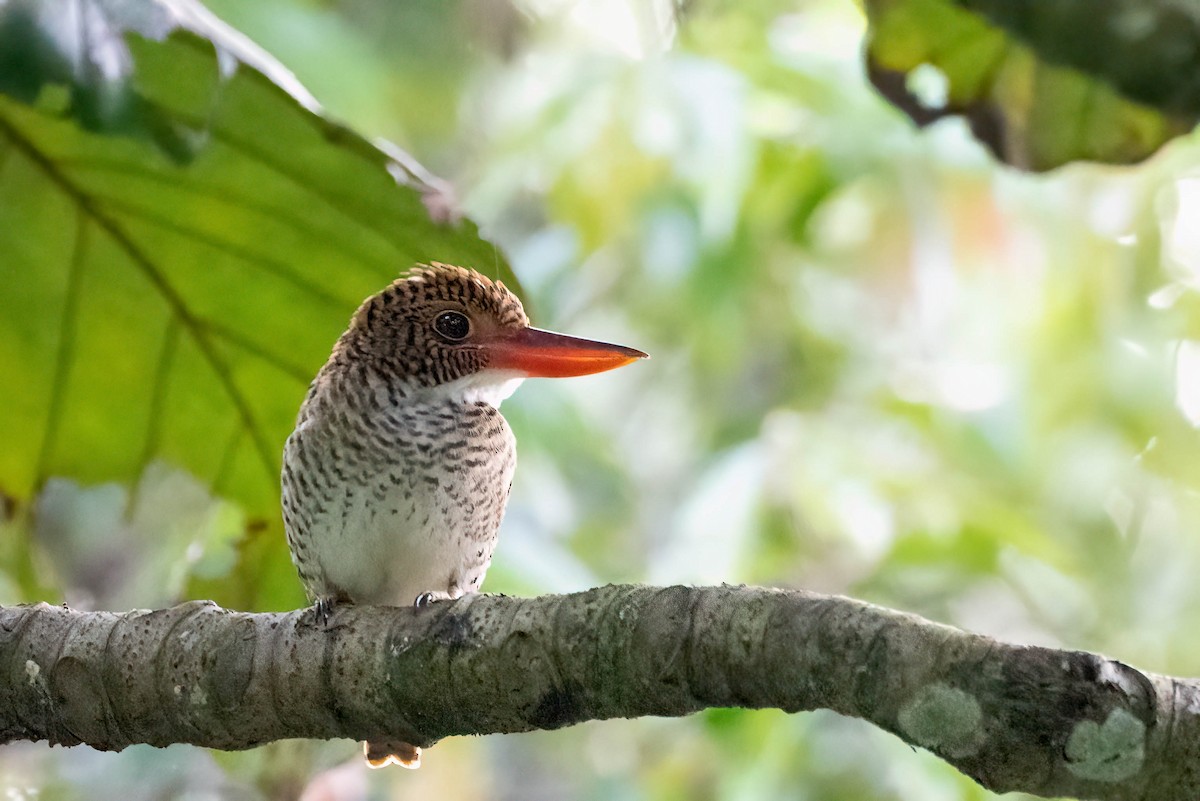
(281, 263, 646, 768)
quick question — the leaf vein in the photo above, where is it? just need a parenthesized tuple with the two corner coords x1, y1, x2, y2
(135, 316, 181, 481)
(92, 193, 356, 311)
(202, 124, 432, 260)
(0, 110, 280, 495)
(199, 319, 315, 386)
(35, 208, 88, 485)
(52, 155, 390, 274)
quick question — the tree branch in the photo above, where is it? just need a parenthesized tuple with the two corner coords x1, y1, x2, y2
(2, 585, 1197, 800)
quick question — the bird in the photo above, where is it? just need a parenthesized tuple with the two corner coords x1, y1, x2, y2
(280, 262, 646, 769)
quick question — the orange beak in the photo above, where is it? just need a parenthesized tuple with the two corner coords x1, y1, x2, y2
(485, 327, 648, 378)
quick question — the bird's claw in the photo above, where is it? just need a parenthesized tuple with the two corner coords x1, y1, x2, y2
(413, 592, 436, 608)
(314, 597, 336, 627)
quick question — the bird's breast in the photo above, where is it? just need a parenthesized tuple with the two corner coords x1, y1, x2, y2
(282, 396, 516, 606)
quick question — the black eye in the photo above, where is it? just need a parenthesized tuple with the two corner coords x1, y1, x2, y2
(433, 310, 471, 341)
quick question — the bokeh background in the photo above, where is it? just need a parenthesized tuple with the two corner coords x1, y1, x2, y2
(5, 0, 1200, 798)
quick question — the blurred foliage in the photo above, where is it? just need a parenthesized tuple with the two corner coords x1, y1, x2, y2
(4, 0, 1200, 799)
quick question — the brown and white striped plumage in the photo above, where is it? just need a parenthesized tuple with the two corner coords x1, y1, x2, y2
(282, 262, 645, 769)
(282, 264, 526, 768)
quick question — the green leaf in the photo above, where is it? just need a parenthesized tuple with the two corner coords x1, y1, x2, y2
(0, 0, 515, 600)
(957, 0, 1200, 118)
(864, 0, 1196, 170)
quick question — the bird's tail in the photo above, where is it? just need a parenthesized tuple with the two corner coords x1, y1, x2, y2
(364, 739, 422, 769)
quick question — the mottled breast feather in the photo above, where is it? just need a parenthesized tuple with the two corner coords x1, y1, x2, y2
(283, 263, 528, 606)
(282, 386, 516, 606)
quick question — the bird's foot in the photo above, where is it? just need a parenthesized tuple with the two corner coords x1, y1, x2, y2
(314, 596, 336, 627)
(364, 739, 421, 769)
(414, 591, 452, 608)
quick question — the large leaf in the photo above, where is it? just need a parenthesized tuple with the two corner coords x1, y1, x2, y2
(0, 0, 514, 522)
(864, 0, 1197, 170)
(957, 0, 1200, 118)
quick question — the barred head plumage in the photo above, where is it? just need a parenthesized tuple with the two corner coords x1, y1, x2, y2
(337, 263, 530, 389)
(330, 262, 646, 395)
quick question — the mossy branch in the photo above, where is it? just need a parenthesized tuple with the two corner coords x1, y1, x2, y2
(1, 585, 1196, 800)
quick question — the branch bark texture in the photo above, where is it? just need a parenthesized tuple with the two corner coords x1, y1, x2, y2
(1, 585, 1197, 800)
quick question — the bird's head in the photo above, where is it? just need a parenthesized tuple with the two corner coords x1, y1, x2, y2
(337, 263, 646, 405)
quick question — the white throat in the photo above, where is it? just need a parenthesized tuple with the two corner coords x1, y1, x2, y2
(437, 369, 527, 408)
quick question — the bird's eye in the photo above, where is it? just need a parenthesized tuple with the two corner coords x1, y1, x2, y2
(433, 310, 471, 341)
